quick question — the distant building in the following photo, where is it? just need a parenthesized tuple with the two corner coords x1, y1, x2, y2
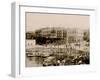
(66, 28, 84, 43)
(26, 40, 36, 49)
(26, 27, 86, 45)
(36, 27, 84, 44)
(37, 27, 66, 39)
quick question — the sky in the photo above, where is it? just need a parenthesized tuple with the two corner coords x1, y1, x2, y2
(26, 12, 90, 32)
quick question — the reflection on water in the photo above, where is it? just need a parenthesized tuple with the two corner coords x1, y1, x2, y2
(26, 56, 44, 67)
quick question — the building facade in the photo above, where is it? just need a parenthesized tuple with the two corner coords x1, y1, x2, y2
(35, 27, 84, 45)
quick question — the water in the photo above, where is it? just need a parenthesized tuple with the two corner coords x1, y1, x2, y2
(26, 56, 44, 67)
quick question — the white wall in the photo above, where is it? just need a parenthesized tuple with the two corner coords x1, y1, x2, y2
(26, 40, 36, 49)
(0, 0, 100, 80)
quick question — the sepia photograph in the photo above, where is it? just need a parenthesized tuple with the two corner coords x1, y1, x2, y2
(25, 12, 90, 67)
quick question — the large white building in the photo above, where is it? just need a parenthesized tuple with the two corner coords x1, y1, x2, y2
(26, 40, 36, 49)
(66, 28, 84, 43)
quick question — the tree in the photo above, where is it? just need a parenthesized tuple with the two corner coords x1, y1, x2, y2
(83, 31, 89, 42)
